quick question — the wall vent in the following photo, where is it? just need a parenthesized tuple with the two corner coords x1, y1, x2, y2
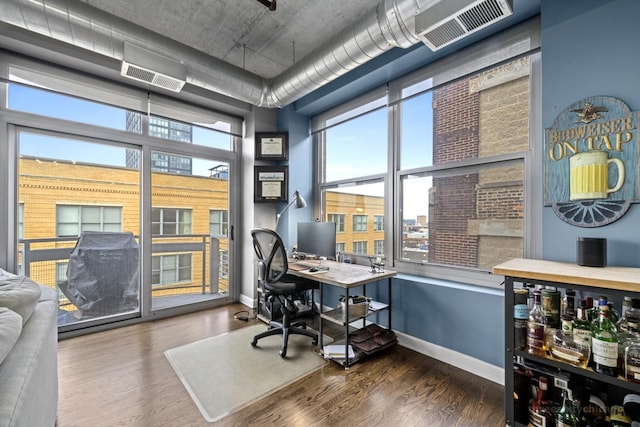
(415, 0, 513, 51)
(120, 43, 186, 92)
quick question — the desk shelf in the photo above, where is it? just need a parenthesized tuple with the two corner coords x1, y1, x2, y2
(320, 301, 389, 326)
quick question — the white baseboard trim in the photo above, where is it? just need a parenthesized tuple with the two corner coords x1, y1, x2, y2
(395, 330, 504, 386)
(238, 293, 256, 309)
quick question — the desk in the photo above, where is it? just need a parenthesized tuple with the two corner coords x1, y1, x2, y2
(288, 259, 396, 368)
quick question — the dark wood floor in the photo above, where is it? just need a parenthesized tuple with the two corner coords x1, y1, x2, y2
(56, 303, 505, 426)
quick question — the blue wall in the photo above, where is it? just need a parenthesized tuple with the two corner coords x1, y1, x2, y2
(276, 0, 639, 371)
(541, 0, 640, 267)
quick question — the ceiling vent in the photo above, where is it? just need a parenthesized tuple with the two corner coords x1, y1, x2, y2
(120, 43, 186, 92)
(415, 0, 513, 51)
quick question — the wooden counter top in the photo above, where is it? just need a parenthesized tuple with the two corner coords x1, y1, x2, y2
(493, 258, 640, 292)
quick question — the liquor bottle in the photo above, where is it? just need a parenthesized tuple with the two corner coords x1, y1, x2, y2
(557, 388, 580, 427)
(563, 289, 576, 319)
(580, 379, 609, 427)
(550, 315, 590, 368)
(619, 297, 634, 332)
(527, 290, 546, 357)
(528, 375, 553, 427)
(514, 288, 529, 351)
(623, 320, 640, 383)
(610, 404, 632, 427)
(592, 303, 619, 377)
(573, 299, 593, 350)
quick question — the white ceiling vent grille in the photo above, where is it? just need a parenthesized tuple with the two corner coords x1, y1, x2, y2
(415, 0, 513, 51)
(120, 43, 186, 92)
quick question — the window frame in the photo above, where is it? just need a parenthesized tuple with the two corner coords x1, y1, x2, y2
(313, 19, 542, 288)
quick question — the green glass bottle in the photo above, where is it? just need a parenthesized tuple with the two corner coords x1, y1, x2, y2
(556, 388, 580, 427)
(592, 303, 619, 377)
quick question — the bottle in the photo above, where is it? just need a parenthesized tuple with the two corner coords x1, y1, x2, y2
(528, 375, 553, 427)
(610, 405, 632, 427)
(619, 296, 634, 332)
(557, 388, 580, 427)
(550, 315, 590, 368)
(527, 290, 546, 357)
(592, 303, 619, 377)
(573, 299, 593, 351)
(580, 379, 609, 427)
(514, 288, 529, 351)
(623, 320, 640, 383)
(563, 289, 576, 319)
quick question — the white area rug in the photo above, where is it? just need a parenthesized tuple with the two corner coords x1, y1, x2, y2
(165, 323, 328, 423)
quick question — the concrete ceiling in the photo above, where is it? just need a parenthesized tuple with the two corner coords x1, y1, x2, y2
(0, 0, 541, 109)
(81, 0, 378, 80)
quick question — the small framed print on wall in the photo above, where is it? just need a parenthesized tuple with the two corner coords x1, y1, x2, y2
(255, 131, 288, 161)
(254, 165, 288, 203)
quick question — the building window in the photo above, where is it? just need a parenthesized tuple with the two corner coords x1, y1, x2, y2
(336, 242, 345, 254)
(374, 215, 384, 231)
(18, 203, 24, 240)
(352, 241, 367, 254)
(210, 210, 229, 237)
(152, 208, 192, 235)
(219, 250, 229, 279)
(56, 205, 122, 237)
(353, 215, 368, 232)
(151, 254, 192, 286)
(328, 214, 345, 232)
(374, 240, 384, 256)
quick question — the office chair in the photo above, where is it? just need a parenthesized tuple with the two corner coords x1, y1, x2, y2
(250, 228, 319, 357)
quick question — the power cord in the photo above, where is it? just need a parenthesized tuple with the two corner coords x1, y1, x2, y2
(234, 308, 257, 322)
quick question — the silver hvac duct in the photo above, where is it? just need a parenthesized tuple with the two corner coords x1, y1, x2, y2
(0, 0, 429, 108)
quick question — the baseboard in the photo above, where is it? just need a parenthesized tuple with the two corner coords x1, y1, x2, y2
(238, 293, 256, 309)
(394, 330, 504, 386)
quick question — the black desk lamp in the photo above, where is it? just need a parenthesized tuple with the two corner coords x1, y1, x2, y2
(276, 190, 307, 227)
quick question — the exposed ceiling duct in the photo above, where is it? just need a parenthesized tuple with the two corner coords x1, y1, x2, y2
(0, 0, 496, 108)
(415, 0, 513, 51)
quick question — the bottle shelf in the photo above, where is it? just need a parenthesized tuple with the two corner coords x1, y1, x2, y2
(515, 349, 640, 394)
(495, 258, 640, 427)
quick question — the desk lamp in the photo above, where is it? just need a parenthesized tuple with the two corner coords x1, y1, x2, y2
(276, 190, 307, 227)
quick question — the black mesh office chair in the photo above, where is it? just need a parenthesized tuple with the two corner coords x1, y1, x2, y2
(250, 228, 319, 357)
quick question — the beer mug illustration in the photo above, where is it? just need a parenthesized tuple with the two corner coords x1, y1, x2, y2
(569, 151, 625, 200)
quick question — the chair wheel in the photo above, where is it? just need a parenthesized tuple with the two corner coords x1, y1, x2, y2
(279, 349, 287, 358)
(251, 340, 257, 347)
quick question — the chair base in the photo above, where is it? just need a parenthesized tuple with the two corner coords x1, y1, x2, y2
(251, 319, 318, 358)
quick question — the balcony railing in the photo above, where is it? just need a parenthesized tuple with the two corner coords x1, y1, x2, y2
(18, 234, 226, 312)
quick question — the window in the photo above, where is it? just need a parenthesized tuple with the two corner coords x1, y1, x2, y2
(56, 205, 122, 237)
(398, 58, 530, 272)
(352, 241, 367, 254)
(328, 214, 345, 232)
(374, 240, 384, 256)
(353, 215, 368, 232)
(18, 203, 24, 240)
(152, 208, 192, 235)
(219, 250, 229, 279)
(336, 242, 345, 254)
(374, 215, 384, 231)
(151, 254, 192, 286)
(313, 22, 540, 286)
(210, 210, 229, 237)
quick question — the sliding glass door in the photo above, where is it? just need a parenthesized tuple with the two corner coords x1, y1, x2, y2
(17, 131, 142, 327)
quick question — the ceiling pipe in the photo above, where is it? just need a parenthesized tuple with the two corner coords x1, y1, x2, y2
(0, 0, 430, 108)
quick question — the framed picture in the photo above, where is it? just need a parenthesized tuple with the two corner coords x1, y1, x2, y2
(254, 165, 288, 203)
(255, 131, 288, 160)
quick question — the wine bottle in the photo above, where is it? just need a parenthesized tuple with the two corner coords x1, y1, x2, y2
(592, 303, 619, 377)
(557, 388, 580, 427)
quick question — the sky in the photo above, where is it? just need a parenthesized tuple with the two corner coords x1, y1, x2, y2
(11, 82, 435, 220)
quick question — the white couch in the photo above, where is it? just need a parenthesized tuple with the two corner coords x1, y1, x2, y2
(0, 270, 58, 427)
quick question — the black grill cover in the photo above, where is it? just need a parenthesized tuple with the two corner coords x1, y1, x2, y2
(59, 231, 139, 316)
